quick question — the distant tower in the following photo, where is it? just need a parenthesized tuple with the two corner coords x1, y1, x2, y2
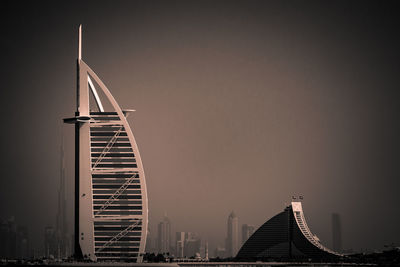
(332, 213, 342, 253)
(241, 224, 255, 245)
(56, 134, 69, 259)
(204, 241, 209, 260)
(157, 215, 171, 254)
(1, 217, 17, 259)
(16, 226, 29, 259)
(44, 226, 57, 258)
(226, 211, 239, 257)
(176, 232, 185, 258)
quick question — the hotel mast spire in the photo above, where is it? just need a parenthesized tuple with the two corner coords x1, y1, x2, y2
(78, 24, 82, 61)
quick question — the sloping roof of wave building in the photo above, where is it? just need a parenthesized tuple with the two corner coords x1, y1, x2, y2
(236, 202, 342, 260)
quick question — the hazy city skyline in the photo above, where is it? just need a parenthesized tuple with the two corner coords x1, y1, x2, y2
(1, 0, 400, 257)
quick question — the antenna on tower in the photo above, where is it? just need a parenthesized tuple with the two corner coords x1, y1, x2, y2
(78, 24, 82, 60)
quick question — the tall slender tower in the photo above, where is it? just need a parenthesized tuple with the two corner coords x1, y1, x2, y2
(226, 211, 238, 257)
(176, 232, 185, 258)
(64, 25, 148, 262)
(157, 216, 171, 254)
(56, 133, 69, 258)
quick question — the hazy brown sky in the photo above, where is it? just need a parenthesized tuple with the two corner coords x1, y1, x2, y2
(1, 0, 400, 254)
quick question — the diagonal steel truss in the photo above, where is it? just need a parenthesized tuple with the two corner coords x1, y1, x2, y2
(94, 173, 139, 216)
(95, 219, 141, 253)
(92, 125, 124, 169)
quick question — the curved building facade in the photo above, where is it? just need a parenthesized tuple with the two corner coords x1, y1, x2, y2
(236, 202, 341, 261)
(64, 26, 148, 262)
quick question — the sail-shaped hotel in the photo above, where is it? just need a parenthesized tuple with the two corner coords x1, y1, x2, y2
(64, 26, 148, 262)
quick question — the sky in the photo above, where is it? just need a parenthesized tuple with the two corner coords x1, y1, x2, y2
(1, 0, 400, 255)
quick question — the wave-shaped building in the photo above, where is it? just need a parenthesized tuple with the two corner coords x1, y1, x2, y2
(236, 201, 342, 261)
(64, 26, 148, 262)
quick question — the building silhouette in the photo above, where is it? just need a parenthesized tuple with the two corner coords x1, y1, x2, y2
(237, 201, 342, 260)
(204, 241, 209, 260)
(175, 232, 202, 258)
(184, 233, 201, 258)
(0, 218, 31, 260)
(185, 238, 201, 258)
(56, 134, 70, 259)
(214, 246, 226, 258)
(226, 211, 239, 257)
(241, 224, 255, 245)
(0, 220, 7, 258)
(176, 232, 185, 258)
(16, 226, 30, 259)
(63, 25, 148, 262)
(0, 217, 17, 259)
(332, 213, 342, 253)
(157, 216, 171, 254)
(44, 226, 57, 258)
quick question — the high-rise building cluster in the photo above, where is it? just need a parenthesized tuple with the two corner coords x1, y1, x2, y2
(146, 215, 208, 260)
(43, 225, 72, 259)
(147, 212, 256, 260)
(175, 232, 202, 259)
(0, 217, 30, 259)
(224, 211, 254, 258)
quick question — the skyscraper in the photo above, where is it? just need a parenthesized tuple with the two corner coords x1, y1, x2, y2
(56, 134, 70, 259)
(176, 232, 185, 258)
(0, 218, 30, 259)
(226, 211, 239, 257)
(241, 224, 255, 245)
(157, 216, 171, 254)
(332, 213, 342, 253)
(44, 226, 57, 258)
(16, 226, 30, 259)
(204, 241, 209, 260)
(63, 25, 148, 262)
(0, 217, 17, 259)
(184, 233, 201, 258)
